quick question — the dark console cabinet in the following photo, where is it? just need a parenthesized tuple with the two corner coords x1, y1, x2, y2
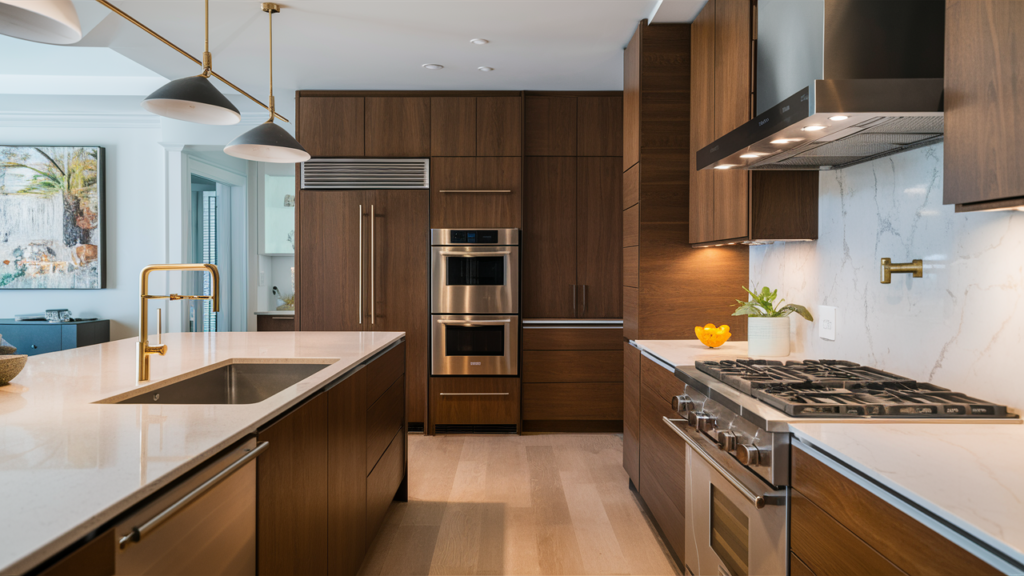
(0, 319, 110, 356)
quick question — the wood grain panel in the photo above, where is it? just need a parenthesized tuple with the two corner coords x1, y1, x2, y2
(327, 369, 366, 576)
(522, 350, 623, 383)
(791, 490, 906, 576)
(712, 0, 751, 241)
(477, 96, 522, 156)
(299, 191, 366, 331)
(430, 378, 520, 428)
(474, 157, 523, 227)
(297, 96, 364, 158)
(577, 157, 623, 319)
(622, 343, 640, 487)
(428, 157, 474, 228)
(791, 553, 816, 576)
(367, 376, 406, 472)
(689, 0, 716, 244)
(297, 190, 323, 331)
(365, 97, 430, 157)
(521, 382, 623, 420)
(623, 286, 638, 341)
(578, 96, 624, 157)
(638, 355, 686, 564)
(258, 393, 329, 576)
(623, 205, 639, 247)
(523, 157, 577, 319)
(639, 151, 688, 224)
(366, 342, 407, 408)
(792, 447, 1000, 576)
(623, 25, 641, 171)
(40, 529, 113, 576)
(366, 430, 405, 544)
(623, 246, 638, 288)
(522, 327, 623, 351)
(639, 25, 690, 153)
(525, 96, 577, 156)
(944, 0, 1024, 207)
(712, 165, 747, 242)
(623, 162, 639, 209)
(431, 97, 475, 156)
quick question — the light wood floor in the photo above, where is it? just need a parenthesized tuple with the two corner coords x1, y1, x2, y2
(358, 433, 682, 576)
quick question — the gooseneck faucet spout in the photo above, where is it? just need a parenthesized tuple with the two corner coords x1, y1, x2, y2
(138, 263, 220, 381)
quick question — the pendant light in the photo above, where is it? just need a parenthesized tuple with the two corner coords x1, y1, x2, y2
(142, 0, 240, 125)
(0, 0, 81, 44)
(224, 3, 310, 163)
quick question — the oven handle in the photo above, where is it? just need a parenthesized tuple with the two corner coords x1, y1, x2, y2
(663, 417, 780, 509)
(438, 249, 513, 256)
(436, 319, 512, 326)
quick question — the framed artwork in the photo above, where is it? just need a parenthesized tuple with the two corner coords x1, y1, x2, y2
(0, 146, 106, 289)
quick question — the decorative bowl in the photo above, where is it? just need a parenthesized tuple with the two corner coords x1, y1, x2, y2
(0, 346, 15, 355)
(695, 324, 731, 348)
(0, 355, 28, 385)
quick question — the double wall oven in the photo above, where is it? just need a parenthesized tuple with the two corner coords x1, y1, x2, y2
(430, 229, 519, 376)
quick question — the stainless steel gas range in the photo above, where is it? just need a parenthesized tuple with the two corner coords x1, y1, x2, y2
(665, 357, 1017, 576)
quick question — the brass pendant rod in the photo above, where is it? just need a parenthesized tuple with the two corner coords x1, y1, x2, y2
(93, 0, 289, 123)
(268, 6, 274, 121)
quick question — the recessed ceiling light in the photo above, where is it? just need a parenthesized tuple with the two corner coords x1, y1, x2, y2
(739, 153, 764, 159)
(714, 165, 735, 170)
(802, 125, 826, 132)
(422, 63, 443, 70)
(829, 115, 849, 121)
(771, 139, 791, 145)
(477, 66, 494, 72)
(470, 38, 489, 45)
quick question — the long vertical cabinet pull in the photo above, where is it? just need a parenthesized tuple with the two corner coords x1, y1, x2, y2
(572, 285, 578, 317)
(358, 204, 363, 325)
(374, 202, 378, 323)
(582, 285, 587, 315)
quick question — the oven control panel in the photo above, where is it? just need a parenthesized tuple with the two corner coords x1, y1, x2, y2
(450, 230, 498, 244)
(431, 228, 519, 246)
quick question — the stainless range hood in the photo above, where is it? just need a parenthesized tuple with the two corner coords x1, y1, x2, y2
(697, 0, 945, 172)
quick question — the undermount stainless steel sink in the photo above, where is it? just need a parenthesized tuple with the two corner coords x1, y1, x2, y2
(115, 363, 327, 405)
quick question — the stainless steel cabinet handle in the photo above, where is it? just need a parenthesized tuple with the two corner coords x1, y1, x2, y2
(573, 285, 577, 317)
(582, 285, 587, 315)
(438, 249, 512, 256)
(374, 203, 378, 323)
(436, 319, 511, 326)
(358, 204, 363, 325)
(439, 392, 510, 396)
(119, 441, 269, 550)
(663, 417, 782, 509)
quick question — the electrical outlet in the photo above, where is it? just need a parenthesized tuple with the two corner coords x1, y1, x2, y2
(819, 306, 836, 341)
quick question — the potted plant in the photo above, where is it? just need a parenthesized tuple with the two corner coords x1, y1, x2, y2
(733, 286, 813, 357)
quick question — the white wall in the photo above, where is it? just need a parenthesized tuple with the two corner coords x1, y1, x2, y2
(0, 117, 165, 340)
(750, 143, 1024, 410)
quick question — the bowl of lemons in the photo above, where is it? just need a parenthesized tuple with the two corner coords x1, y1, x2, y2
(695, 324, 731, 348)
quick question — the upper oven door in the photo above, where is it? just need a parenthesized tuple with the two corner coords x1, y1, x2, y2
(431, 315, 519, 376)
(431, 246, 519, 314)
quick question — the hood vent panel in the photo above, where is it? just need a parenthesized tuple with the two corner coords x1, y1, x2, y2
(301, 158, 429, 189)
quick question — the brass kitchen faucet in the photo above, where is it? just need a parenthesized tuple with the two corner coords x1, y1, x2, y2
(137, 264, 220, 381)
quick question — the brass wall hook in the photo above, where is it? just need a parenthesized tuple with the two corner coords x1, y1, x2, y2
(880, 258, 923, 284)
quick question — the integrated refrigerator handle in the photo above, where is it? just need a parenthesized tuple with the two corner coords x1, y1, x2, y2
(358, 204, 363, 325)
(370, 204, 375, 325)
(582, 285, 587, 315)
(573, 285, 577, 317)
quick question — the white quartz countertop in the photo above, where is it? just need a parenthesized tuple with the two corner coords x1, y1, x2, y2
(634, 339, 1024, 571)
(0, 331, 403, 575)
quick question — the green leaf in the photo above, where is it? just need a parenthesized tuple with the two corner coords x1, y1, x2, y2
(780, 304, 814, 322)
(732, 301, 765, 317)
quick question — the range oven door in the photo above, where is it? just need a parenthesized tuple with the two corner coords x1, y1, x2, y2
(431, 315, 518, 376)
(431, 246, 519, 314)
(664, 418, 788, 576)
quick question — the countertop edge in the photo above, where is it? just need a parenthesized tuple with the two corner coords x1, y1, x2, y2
(1, 332, 404, 576)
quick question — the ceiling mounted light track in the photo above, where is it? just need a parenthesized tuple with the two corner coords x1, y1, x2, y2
(0, 0, 82, 44)
(224, 3, 310, 163)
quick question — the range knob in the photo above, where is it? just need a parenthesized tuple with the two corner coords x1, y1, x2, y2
(689, 412, 717, 433)
(737, 444, 764, 466)
(672, 394, 695, 413)
(717, 430, 738, 452)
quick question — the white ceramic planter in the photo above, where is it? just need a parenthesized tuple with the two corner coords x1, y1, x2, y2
(747, 317, 791, 357)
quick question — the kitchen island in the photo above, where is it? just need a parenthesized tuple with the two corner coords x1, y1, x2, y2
(0, 331, 405, 575)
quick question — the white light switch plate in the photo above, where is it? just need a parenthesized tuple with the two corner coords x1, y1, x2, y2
(819, 305, 836, 341)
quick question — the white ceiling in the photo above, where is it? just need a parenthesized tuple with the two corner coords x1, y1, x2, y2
(3, 0, 707, 121)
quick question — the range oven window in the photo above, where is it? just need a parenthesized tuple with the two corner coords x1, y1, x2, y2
(445, 325, 505, 356)
(446, 256, 505, 286)
(710, 484, 749, 576)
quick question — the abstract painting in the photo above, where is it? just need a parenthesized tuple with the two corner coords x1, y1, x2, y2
(0, 146, 105, 289)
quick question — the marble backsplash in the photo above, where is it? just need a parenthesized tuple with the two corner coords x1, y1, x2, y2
(749, 143, 1024, 411)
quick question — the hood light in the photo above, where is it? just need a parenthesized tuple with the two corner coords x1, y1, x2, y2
(714, 165, 735, 170)
(829, 115, 849, 121)
(802, 125, 826, 132)
(771, 139, 792, 145)
(740, 153, 764, 159)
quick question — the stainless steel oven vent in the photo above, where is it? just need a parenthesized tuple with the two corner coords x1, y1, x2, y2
(300, 158, 429, 189)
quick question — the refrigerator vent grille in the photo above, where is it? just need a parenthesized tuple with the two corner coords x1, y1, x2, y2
(301, 158, 429, 189)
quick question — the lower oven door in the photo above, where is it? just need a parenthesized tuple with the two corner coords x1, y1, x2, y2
(665, 419, 787, 576)
(432, 315, 518, 376)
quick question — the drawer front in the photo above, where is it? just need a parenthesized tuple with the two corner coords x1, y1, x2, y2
(522, 350, 623, 383)
(366, 342, 405, 407)
(431, 377, 519, 426)
(522, 327, 623, 351)
(366, 429, 405, 543)
(1, 324, 61, 355)
(623, 287, 638, 341)
(623, 246, 638, 288)
(256, 315, 295, 332)
(623, 162, 639, 210)
(623, 343, 640, 486)
(792, 446, 1000, 576)
(521, 382, 623, 420)
(791, 489, 905, 576)
(366, 377, 405, 472)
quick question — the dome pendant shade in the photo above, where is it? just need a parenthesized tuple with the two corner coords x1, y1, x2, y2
(0, 0, 81, 44)
(224, 121, 310, 163)
(142, 75, 241, 125)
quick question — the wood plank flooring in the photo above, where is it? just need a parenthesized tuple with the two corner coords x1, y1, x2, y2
(359, 433, 681, 576)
